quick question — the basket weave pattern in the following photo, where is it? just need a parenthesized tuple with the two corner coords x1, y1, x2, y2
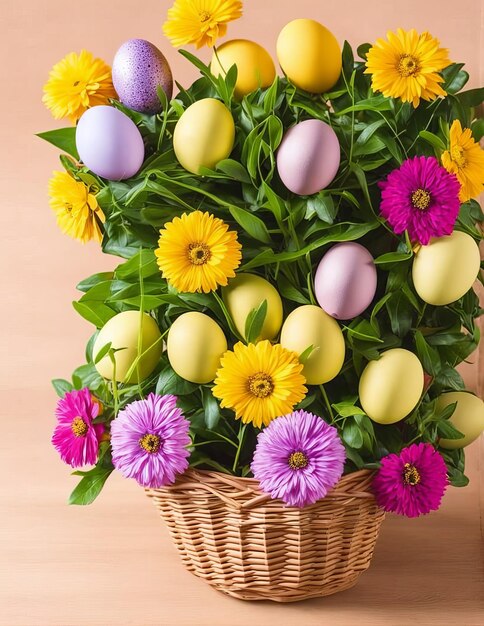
(146, 469, 385, 601)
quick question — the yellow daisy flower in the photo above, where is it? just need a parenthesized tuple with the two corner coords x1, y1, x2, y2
(441, 120, 484, 202)
(212, 341, 307, 428)
(163, 0, 243, 49)
(49, 171, 105, 244)
(43, 50, 117, 123)
(155, 211, 242, 293)
(365, 29, 450, 107)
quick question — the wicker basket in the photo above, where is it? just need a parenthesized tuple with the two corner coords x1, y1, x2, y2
(146, 468, 385, 602)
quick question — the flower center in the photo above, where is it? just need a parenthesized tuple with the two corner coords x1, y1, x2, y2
(288, 451, 309, 470)
(247, 372, 274, 398)
(199, 11, 211, 22)
(403, 463, 421, 486)
(411, 188, 431, 210)
(397, 54, 420, 77)
(450, 145, 467, 169)
(187, 242, 211, 265)
(71, 417, 88, 438)
(139, 433, 162, 454)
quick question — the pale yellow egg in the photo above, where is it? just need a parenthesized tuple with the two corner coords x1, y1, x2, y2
(167, 312, 227, 384)
(222, 273, 283, 341)
(211, 39, 276, 99)
(412, 231, 480, 306)
(173, 98, 235, 174)
(437, 391, 484, 449)
(93, 311, 162, 384)
(359, 349, 424, 424)
(280, 305, 345, 384)
(276, 19, 342, 93)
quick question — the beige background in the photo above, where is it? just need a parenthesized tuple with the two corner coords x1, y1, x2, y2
(0, 0, 482, 624)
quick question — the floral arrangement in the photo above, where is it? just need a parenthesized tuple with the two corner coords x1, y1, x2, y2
(40, 0, 484, 520)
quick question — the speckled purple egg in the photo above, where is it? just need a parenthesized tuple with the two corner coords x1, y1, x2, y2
(112, 39, 173, 114)
(314, 242, 377, 320)
(76, 106, 144, 180)
(277, 119, 340, 195)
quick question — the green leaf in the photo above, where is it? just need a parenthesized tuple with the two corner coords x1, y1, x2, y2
(72, 301, 116, 328)
(244, 299, 268, 344)
(155, 364, 198, 395)
(386, 291, 413, 337)
(52, 378, 73, 398)
(69, 467, 112, 505)
(374, 251, 413, 266)
(77, 272, 114, 293)
(115, 250, 158, 280)
(356, 43, 371, 60)
(36, 128, 79, 159)
(201, 387, 221, 429)
(298, 344, 315, 364)
(228, 204, 272, 243)
(342, 419, 364, 449)
(419, 130, 446, 152)
(216, 159, 251, 183)
(437, 420, 465, 440)
(93, 342, 112, 365)
(414, 330, 441, 376)
(306, 193, 337, 224)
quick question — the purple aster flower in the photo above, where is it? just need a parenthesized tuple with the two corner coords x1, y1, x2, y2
(379, 156, 460, 245)
(110, 393, 190, 488)
(373, 443, 448, 518)
(251, 410, 346, 508)
(52, 388, 105, 468)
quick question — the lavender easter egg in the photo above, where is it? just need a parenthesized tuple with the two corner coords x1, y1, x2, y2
(76, 106, 144, 180)
(276, 119, 340, 195)
(112, 39, 173, 114)
(314, 242, 377, 319)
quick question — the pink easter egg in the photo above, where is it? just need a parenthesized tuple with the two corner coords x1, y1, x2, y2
(314, 242, 377, 319)
(76, 105, 145, 181)
(276, 119, 340, 195)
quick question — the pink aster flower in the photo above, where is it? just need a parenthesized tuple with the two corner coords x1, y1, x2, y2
(52, 388, 105, 468)
(379, 156, 460, 245)
(251, 410, 346, 508)
(373, 443, 448, 518)
(110, 393, 190, 488)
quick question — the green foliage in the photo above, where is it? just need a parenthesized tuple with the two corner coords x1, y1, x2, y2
(41, 43, 483, 503)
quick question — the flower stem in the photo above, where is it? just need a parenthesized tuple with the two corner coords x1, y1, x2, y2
(232, 422, 248, 473)
(319, 385, 334, 423)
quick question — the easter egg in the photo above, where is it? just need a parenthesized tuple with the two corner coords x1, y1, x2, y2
(93, 311, 162, 384)
(167, 312, 227, 384)
(412, 231, 480, 306)
(76, 106, 144, 180)
(173, 98, 235, 174)
(276, 19, 342, 93)
(437, 392, 484, 449)
(276, 120, 340, 195)
(112, 39, 173, 114)
(359, 349, 424, 424)
(222, 273, 283, 341)
(314, 242, 377, 319)
(280, 305, 345, 384)
(210, 39, 276, 99)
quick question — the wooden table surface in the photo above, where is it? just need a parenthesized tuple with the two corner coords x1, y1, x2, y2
(1, 389, 482, 626)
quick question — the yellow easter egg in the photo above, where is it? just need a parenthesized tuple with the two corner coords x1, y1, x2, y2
(167, 312, 227, 384)
(173, 98, 235, 174)
(222, 273, 283, 341)
(412, 231, 480, 306)
(359, 349, 424, 424)
(437, 391, 484, 449)
(93, 311, 162, 384)
(280, 305, 345, 384)
(211, 39, 276, 99)
(276, 19, 342, 93)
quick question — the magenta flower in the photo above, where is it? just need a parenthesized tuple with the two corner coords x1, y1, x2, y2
(379, 156, 460, 245)
(110, 393, 190, 488)
(52, 388, 105, 468)
(373, 443, 448, 517)
(251, 410, 346, 508)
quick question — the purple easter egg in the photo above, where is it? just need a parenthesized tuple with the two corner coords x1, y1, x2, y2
(112, 39, 173, 114)
(76, 106, 144, 181)
(276, 119, 340, 195)
(314, 242, 377, 320)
